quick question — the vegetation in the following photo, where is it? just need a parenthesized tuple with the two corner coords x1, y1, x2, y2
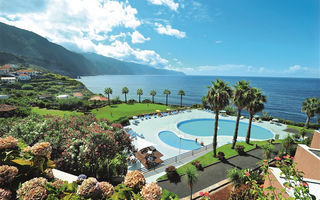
(91, 103, 173, 122)
(231, 80, 252, 149)
(245, 87, 267, 144)
(224, 105, 236, 115)
(31, 107, 83, 116)
(163, 89, 171, 106)
(178, 89, 185, 107)
(301, 97, 320, 128)
(206, 79, 232, 157)
(104, 87, 113, 106)
(185, 167, 198, 200)
(150, 90, 157, 103)
(122, 87, 129, 103)
(137, 88, 143, 103)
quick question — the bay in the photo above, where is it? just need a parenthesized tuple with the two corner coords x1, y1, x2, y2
(78, 75, 320, 123)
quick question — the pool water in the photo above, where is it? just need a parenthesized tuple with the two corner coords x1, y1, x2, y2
(158, 131, 202, 150)
(177, 118, 273, 140)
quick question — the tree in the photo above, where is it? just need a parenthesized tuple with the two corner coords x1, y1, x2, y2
(185, 167, 198, 200)
(104, 87, 112, 106)
(301, 97, 320, 128)
(150, 90, 157, 103)
(137, 89, 143, 103)
(245, 87, 266, 144)
(163, 89, 171, 106)
(207, 79, 232, 157)
(122, 87, 129, 103)
(201, 96, 208, 108)
(231, 80, 252, 149)
(178, 89, 185, 107)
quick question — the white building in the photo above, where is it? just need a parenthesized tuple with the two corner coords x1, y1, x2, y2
(18, 74, 31, 81)
(56, 94, 69, 99)
(0, 95, 9, 99)
(1, 77, 16, 83)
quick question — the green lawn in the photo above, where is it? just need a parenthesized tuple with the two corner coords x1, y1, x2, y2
(31, 107, 83, 117)
(157, 140, 282, 181)
(91, 103, 175, 122)
(287, 125, 314, 133)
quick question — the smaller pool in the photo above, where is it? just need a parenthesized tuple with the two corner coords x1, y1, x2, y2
(158, 131, 202, 150)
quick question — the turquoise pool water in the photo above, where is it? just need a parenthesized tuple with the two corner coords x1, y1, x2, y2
(158, 131, 202, 150)
(177, 118, 273, 140)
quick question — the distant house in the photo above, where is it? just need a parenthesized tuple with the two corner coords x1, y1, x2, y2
(0, 68, 9, 75)
(89, 95, 108, 102)
(0, 95, 9, 99)
(0, 104, 18, 117)
(73, 92, 83, 99)
(17, 73, 31, 81)
(56, 94, 69, 99)
(15, 69, 37, 76)
(1, 77, 16, 83)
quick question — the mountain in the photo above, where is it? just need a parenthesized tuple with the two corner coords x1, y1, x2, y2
(82, 53, 184, 75)
(0, 22, 184, 77)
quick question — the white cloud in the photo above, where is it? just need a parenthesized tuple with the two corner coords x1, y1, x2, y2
(147, 0, 179, 11)
(154, 22, 186, 38)
(131, 31, 150, 44)
(287, 65, 308, 73)
(0, 0, 171, 68)
(215, 40, 223, 44)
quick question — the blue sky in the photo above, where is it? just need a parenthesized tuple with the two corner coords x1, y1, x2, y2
(0, 0, 319, 77)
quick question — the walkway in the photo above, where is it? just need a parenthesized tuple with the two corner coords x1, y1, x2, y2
(157, 145, 280, 199)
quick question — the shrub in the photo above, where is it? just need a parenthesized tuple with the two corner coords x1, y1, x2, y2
(111, 96, 122, 104)
(161, 189, 179, 200)
(21, 84, 33, 90)
(261, 144, 275, 159)
(128, 99, 137, 104)
(142, 99, 151, 104)
(227, 168, 245, 187)
(165, 166, 180, 183)
(274, 134, 280, 140)
(217, 151, 225, 161)
(192, 160, 203, 171)
(225, 105, 236, 115)
(235, 145, 245, 155)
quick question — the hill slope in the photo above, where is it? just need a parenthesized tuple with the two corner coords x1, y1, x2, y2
(0, 22, 184, 77)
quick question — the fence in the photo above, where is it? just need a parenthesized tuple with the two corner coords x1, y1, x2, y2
(138, 143, 213, 173)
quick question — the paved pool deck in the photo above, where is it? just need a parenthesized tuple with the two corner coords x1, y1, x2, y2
(126, 109, 290, 181)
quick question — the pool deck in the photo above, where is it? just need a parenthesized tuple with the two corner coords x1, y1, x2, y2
(126, 109, 289, 181)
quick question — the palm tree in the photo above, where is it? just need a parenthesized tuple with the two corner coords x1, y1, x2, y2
(163, 89, 171, 106)
(301, 97, 320, 128)
(122, 87, 129, 103)
(245, 87, 266, 144)
(104, 87, 112, 106)
(231, 80, 252, 149)
(202, 96, 208, 108)
(207, 79, 232, 157)
(150, 90, 157, 103)
(178, 89, 185, 107)
(185, 167, 198, 200)
(137, 88, 143, 103)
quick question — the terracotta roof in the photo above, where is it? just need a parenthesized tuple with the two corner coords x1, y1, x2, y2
(89, 96, 108, 101)
(0, 104, 18, 112)
(0, 68, 8, 70)
(15, 69, 35, 73)
(19, 73, 29, 76)
(73, 92, 83, 97)
(1, 65, 11, 68)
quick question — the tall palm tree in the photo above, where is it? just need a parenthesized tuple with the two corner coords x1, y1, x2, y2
(104, 87, 112, 106)
(163, 89, 171, 106)
(202, 96, 208, 108)
(245, 87, 266, 144)
(207, 79, 232, 157)
(231, 80, 252, 149)
(302, 97, 320, 128)
(185, 167, 198, 200)
(178, 89, 185, 107)
(122, 87, 129, 103)
(150, 90, 157, 103)
(137, 88, 143, 103)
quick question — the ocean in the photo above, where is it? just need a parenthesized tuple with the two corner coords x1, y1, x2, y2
(78, 75, 320, 123)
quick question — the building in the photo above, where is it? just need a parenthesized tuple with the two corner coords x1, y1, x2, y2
(17, 74, 31, 81)
(56, 94, 69, 99)
(0, 95, 9, 99)
(264, 130, 320, 199)
(1, 77, 16, 83)
(0, 68, 9, 75)
(38, 94, 53, 100)
(73, 92, 83, 99)
(89, 95, 108, 102)
(0, 104, 18, 117)
(15, 69, 37, 76)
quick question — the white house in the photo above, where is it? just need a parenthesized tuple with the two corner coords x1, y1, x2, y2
(17, 74, 31, 81)
(56, 94, 69, 99)
(0, 68, 9, 75)
(0, 95, 9, 99)
(1, 77, 16, 83)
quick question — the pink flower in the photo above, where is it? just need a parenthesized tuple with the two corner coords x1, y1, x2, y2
(245, 171, 250, 176)
(274, 157, 281, 161)
(205, 191, 209, 197)
(301, 182, 308, 187)
(199, 192, 204, 196)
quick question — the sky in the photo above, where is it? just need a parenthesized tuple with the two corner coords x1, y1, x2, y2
(0, 0, 319, 78)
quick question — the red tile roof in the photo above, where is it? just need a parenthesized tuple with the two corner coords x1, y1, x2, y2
(15, 69, 35, 73)
(0, 104, 18, 112)
(1, 65, 11, 68)
(73, 92, 83, 97)
(89, 96, 108, 101)
(19, 73, 29, 76)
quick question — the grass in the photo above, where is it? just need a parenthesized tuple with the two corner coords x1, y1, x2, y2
(157, 140, 282, 181)
(287, 125, 314, 133)
(91, 103, 175, 122)
(31, 107, 83, 117)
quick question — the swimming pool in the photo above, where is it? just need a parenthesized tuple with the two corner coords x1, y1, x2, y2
(177, 118, 273, 140)
(158, 131, 202, 150)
